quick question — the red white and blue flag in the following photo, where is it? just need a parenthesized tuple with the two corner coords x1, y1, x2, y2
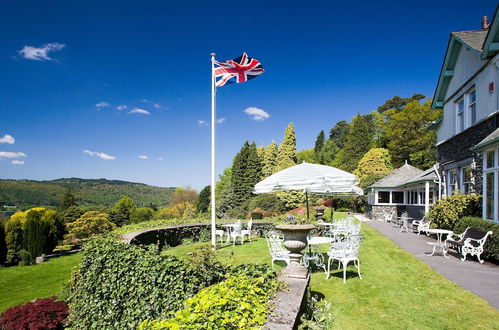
(213, 52, 264, 87)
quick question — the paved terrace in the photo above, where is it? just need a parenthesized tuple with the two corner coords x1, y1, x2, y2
(354, 214, 499, 309)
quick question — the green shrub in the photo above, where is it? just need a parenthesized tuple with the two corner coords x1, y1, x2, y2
(248, 193, 286, 214)
(139, 274, 280, 329)
(251, 211, 263, 219)
(427, 194, 481, 230)
(64, 211, 115, 247)
(23, 210, 56, 262)
(67, 236, 223, 329)
(0, 221, 6, 265)
(130, 207, 155, 224)
(17, 249, 31, 266)
(5, 216, 24, 259)
(454, 216, 499, 263)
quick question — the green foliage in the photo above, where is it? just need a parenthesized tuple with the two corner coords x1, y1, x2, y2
(231, 142, 262, 207)
(131, 207, 155, 224)
(139, 273, 279, 329)
(427, 194, 481, 230)
(185, 245, 226, 285)
(23, 210, 57, 263)
(58, 189, 77, 210)
(333, 114, 375, 172)
(297, 148, 318, 164)
(353, 148, 393, 188)
(377, 93, 425, 113)
(383, 100, 442, 168)
(454, 217, 499, 263)
(197, 185, 211, 213)
(247, 193, 286, 214)
(17, 250, 31, 266)
(328, 120, 350, 147)
(59, 205, 84, 225)
(4, 217, 23, 263)
(262, 140, 279, 178)
(0, 178, 175, 209)
(0, 221, 6, 265)
(64, 211, 115, 247)
(67, 236, 223, 329)
(276, 123, 297, 171)
(277, 191, 306, 210)
(314, 130, 325, 163)
(110, 196, 136, 226)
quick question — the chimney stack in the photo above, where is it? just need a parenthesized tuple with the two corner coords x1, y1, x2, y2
(482, 16, 490, 30)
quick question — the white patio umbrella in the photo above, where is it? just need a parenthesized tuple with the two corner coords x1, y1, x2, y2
(253, 161, 363, 220)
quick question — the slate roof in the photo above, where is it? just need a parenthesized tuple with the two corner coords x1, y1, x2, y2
(403, 167, 438, 186)
(452, 30, 488, 52)
(472, 127, 499, 150)
(369, 163, 423, 188)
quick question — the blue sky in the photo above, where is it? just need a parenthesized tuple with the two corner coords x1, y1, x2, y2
(0, 0, 497, 190)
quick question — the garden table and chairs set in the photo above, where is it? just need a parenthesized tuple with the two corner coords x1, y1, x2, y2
(266, 216, 364, 284)
(215, 219, 253, 245)
(384, 213, 493, 262)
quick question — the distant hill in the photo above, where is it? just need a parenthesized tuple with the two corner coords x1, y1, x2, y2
(0, 178, 176, 208)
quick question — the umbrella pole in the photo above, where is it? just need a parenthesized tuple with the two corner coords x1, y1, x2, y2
(306, 190, 310, 221)
(330, 195, 334, 222)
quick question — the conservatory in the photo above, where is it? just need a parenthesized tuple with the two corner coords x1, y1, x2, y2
(365, 163, 439, 222)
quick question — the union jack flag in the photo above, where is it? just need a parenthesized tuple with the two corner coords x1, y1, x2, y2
(213, 52, 264, 87)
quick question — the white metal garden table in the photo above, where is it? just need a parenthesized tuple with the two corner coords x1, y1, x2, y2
(426, 229, 453, 258)
(301, 236, 334, 273)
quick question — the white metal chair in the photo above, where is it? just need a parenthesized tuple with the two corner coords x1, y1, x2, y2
(326, 234, 363, 283)
(412, 216, 431, 235)
(229, 220, 245, 245)
(215, 229, 228, 244)
(241, 219, 253, 242)
(265, 230, 290, 269)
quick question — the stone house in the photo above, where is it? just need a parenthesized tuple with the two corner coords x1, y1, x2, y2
(365, 163, 439, 221)
(432, 7, 499, 223)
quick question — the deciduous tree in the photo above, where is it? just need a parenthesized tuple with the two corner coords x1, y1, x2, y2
(353, 148, 393, 188)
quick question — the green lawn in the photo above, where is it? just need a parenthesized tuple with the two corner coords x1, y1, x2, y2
(0, 253, 82, 312)
(164, 224, 499, 329)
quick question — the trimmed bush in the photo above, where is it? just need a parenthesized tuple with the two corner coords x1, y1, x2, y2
(454, 216, 499, 263)
(67, 236, 224, 329)
(0, 296, 69, 330)
(0, 220, 6, 265)
(139, 274, 280, 329)
(24, 210, 51, 263)
(427, 194, 481, 230)
(5, 216, 24, 263)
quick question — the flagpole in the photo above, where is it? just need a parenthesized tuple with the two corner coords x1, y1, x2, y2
(210, 53, 217, 248)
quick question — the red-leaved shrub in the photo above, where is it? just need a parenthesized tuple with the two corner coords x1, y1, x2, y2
(0, 296, 68, 330)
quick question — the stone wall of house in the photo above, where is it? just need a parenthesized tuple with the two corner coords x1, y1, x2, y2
(366, 205, 397, 222)
(437, 114, 498, 164)
(437, 114, 496, 195)
(366, 205, 425, 221)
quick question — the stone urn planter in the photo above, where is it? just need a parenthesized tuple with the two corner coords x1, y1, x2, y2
(276, 224, 315, 279)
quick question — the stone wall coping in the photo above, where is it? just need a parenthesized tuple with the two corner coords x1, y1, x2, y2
(121, 221, 275, 244)
(265, 275, 310, 329)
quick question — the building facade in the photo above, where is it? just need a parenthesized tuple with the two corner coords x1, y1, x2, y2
(433, 9, 499, 223)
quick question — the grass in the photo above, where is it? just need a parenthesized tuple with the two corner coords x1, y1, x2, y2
(0, 253, 82, 312)
(164, 223, 499, 329)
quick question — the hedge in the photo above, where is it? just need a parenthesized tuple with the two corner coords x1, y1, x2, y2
(67, 235, 225, 329)
(454, 217, 499, 264)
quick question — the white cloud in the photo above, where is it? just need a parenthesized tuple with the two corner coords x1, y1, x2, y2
(11, 160, 24, 165)
(128, 108, 151, 115)
(95, 101, 110, 108)
(198, 120, 208, 127)
(138, 155, 148, 159)
(18, 43, 65, 61)
(0, 151, 26, 159)
(0, 134, 15, 144)
(157, 157, 164, 161)
(244, 107, 270, 121)
(83, 150, 116, 160)
(153, 103, 161, 109)
(216, 118, 226, 124)
(116, 105, 127, 110)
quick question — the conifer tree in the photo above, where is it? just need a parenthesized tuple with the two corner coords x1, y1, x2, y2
(197, 185, 211, 213)
(231, 142, 251, 206)
(262, 141, 278, 178)
(314, 130, 325, 164)
(58, 189, 77, 210)
(333, 114, 375, 172)
(275, 123, 297, 171)
(256, 145, 265, 164)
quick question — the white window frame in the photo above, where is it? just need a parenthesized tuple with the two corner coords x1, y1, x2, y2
(468, 89, 476, 125)
(482, 148, 499, 223)
(454, 87, 477, 134)
(456, 98, 464, 134)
